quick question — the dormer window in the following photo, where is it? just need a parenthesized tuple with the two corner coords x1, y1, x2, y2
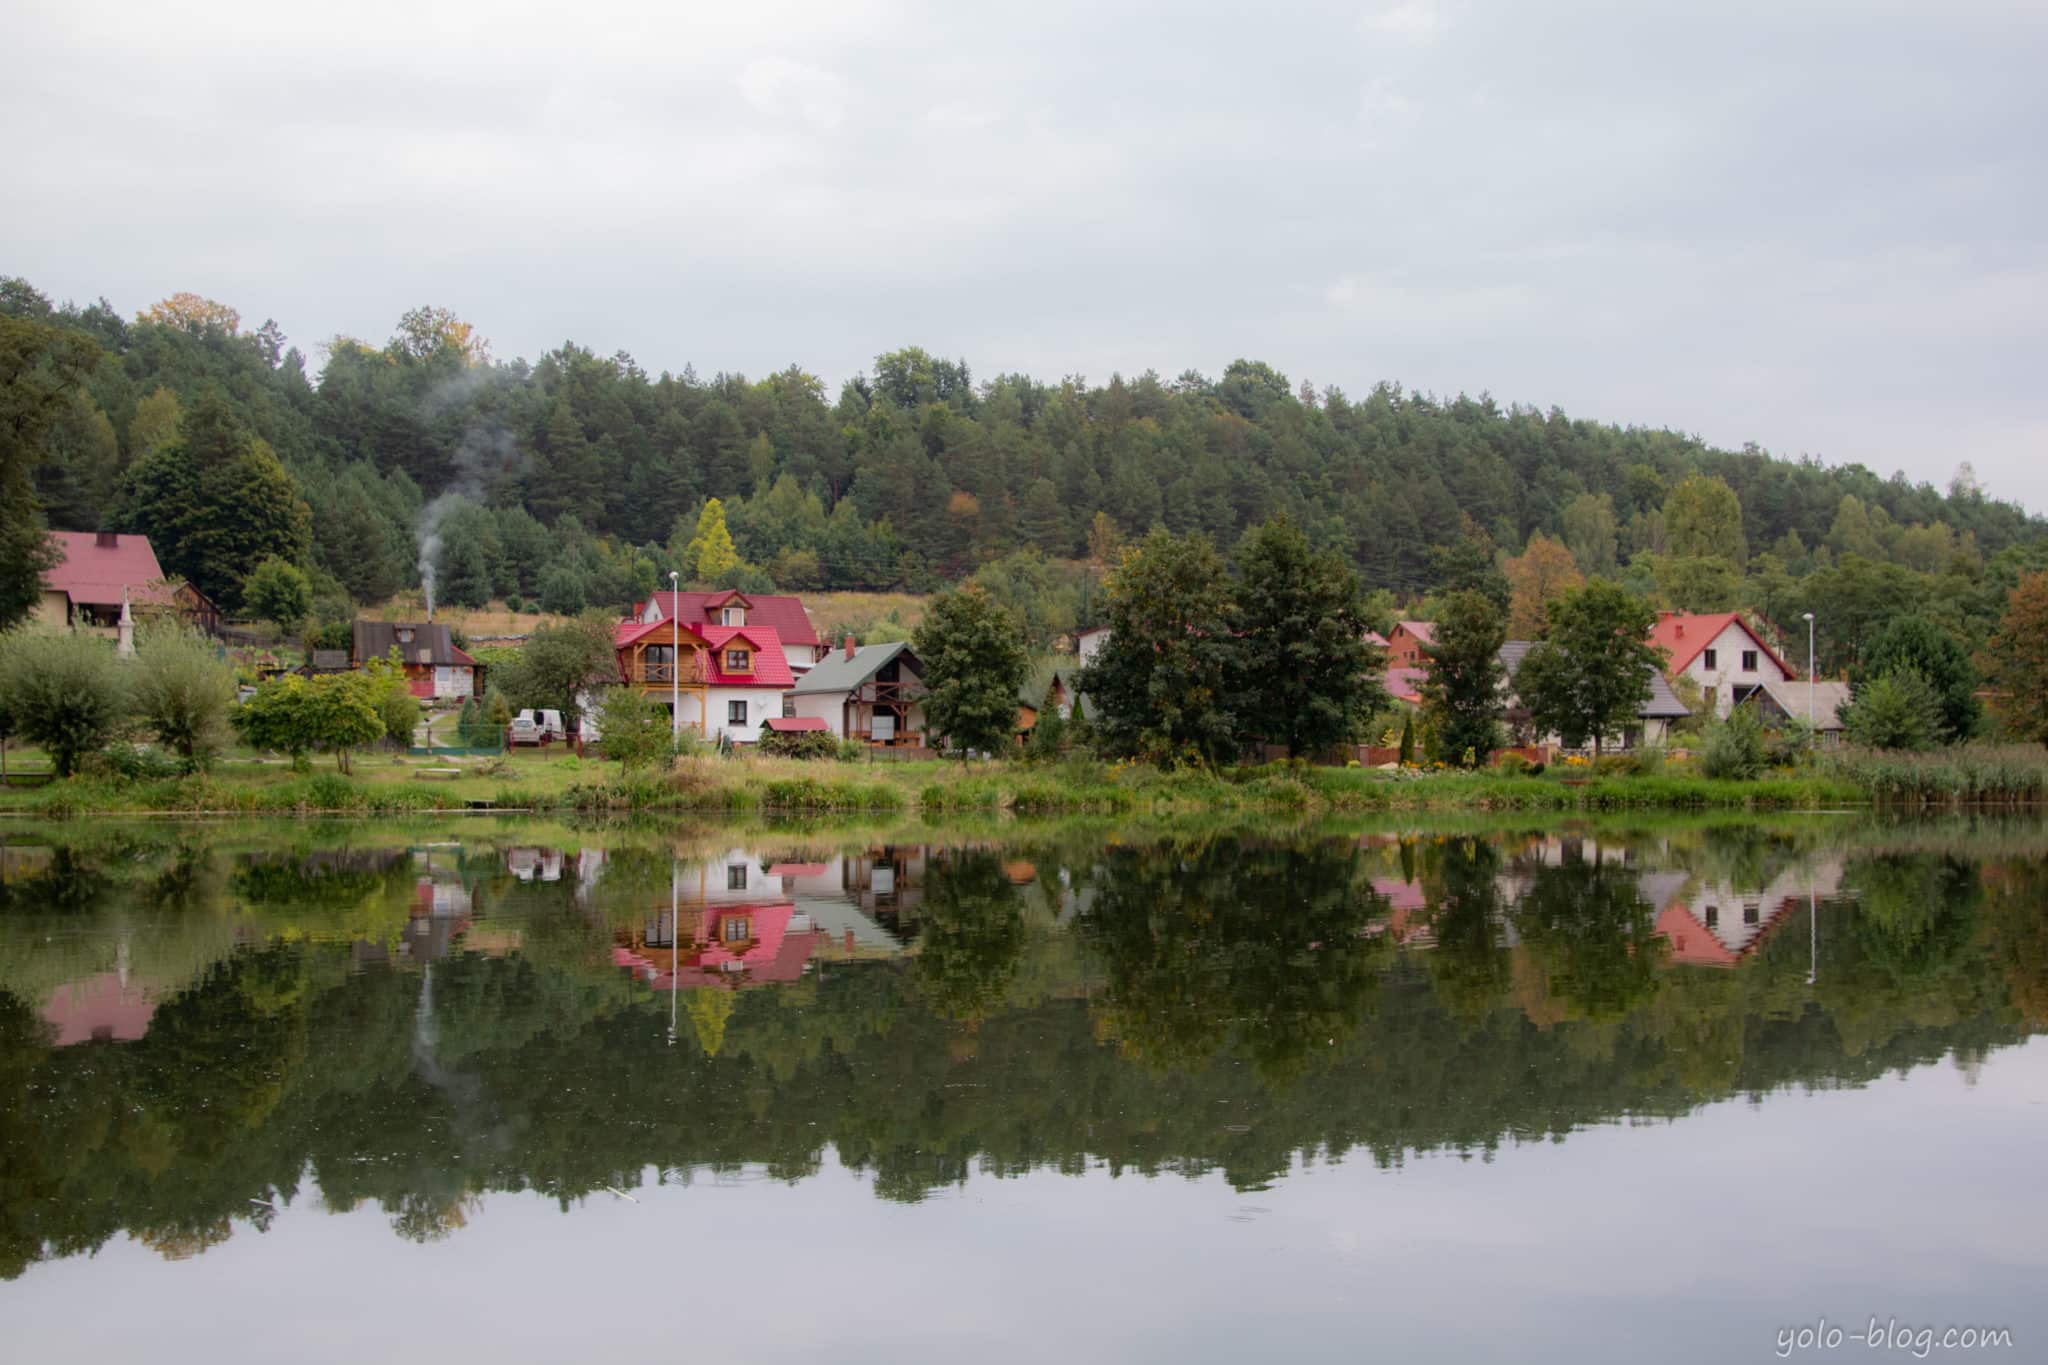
(397, 628, 414, 644)
(721, 606, 744, 626)
(725, 648, 751, 672)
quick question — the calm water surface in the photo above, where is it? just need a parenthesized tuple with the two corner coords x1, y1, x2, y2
(3, 815, 2044, 1363)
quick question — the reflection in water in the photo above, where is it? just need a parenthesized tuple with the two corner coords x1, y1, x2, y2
(0, 817, 2042, 1279)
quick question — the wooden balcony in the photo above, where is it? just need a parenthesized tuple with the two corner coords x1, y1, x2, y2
(626, 661, 707, 686)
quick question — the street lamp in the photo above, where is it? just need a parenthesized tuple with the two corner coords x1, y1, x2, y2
(1801, 612, 1816, 741)
(669, 570, 681, 743)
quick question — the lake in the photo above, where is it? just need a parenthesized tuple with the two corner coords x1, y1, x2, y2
(2, 814, 2043, 1363)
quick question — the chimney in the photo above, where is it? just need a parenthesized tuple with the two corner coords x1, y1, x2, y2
(95, 531, 118, 549)
(844, 635, 856, 661)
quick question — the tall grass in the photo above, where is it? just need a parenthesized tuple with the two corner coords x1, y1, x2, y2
(1822, 744, 2048, 804)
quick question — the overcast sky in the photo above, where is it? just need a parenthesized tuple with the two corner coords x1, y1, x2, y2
(7, 0, 2045, 509)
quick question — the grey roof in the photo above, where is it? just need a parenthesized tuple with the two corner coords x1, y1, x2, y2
(352, 620, 472, 667)
(1498, 639, 1690, 719)
(786, 640, 920, 696)
(1756, 677, 1850, 730)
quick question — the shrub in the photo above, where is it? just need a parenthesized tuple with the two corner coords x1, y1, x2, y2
(1842, 670, 1943, 751)
(1700, 707, 1767, 779)
(595, 687, 672, 773)
(1494, 751, 1529, 776)
(837, 738, 870, 762)
(759, 726, 839, 760)
(505, 594, 525, 613)
(89, 741, 182, 781)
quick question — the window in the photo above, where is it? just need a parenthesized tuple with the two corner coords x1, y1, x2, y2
(726, 864, 748, 890)
(1705, 906, 1719, 928)
(722, 607, 743, 626)
(725, 648, 750, 672)
(781, 695, 795, 718)
(728, 699, 748, 726)
(1741, 650, 1757, 672)
(1744, 903, 1760, 925)
(1702, 648, 1718, 670)
(723, 916, 751, 941)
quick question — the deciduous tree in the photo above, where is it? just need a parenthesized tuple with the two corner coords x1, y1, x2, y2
(1503, 533, 1583, 638)
(1849, 616, 1979, 743)
(1513, 580, 1661, 759)
(131, 626, 235, 768)
(1985, 571, 2048, 747)
(912, 585, 1029, 758)
(1231, 514, 1381, 757)
(1082, 529, 1239, 767)
(0, 630, 129, 776)
(1418, 589, 1506, 766)
(242, 557, 312, 632)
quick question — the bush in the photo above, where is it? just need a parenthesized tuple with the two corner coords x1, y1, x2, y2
(504, 595, 525, 613)
(88, 741, 182, 781)
(1842, 670, 1943, 751)
(759, 726, 839, 759)
(837, 738, 870, 762)
(1494, 751, 1529, 775)
(594, 687, 672, 772)
(1700, 707, 1767, 779)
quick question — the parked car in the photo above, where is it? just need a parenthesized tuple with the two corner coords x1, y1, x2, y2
(509, 709, 566, 745)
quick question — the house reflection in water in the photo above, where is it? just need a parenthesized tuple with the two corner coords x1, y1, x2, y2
(616, 902, 824, 989)
(42, 969, 155, 1046)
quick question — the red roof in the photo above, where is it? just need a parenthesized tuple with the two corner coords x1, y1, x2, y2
(1649, 613, 1794, 679)
(1655, 905, 1738, 967)
(701, 625, 794, 687)
(43, 531, 179, 608)
(612, 902, 821, 988)
(763, 716, 828, 732)
(639, 591, 820, 648)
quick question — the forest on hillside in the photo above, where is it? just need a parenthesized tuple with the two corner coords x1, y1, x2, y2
(5, 276, 2046, 672)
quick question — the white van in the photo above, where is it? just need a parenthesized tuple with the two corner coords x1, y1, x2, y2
(510, 709, 566, 744)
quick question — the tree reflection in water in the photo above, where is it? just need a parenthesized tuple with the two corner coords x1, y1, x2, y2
(0, 817, 2041, 1277)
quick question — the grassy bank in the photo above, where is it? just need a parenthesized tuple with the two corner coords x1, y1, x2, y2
(0, 747, 1900, 818)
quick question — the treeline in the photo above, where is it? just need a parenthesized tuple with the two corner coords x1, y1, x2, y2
(4, 277, 2047, 665)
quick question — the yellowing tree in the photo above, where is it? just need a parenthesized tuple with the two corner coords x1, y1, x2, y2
(1504, 533, 1583, 638)
(681, 497, 740, 582)
(139, 292, 240, 335)
(128, 386, 184, 460)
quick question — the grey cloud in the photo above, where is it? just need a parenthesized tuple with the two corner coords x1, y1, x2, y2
(4, 0, 2043, 506)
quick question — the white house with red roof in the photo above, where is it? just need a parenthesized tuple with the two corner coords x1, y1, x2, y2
(611, 612, 795, 742)
(632, 589, 827, 673)
(1648, 612, 1795, 717)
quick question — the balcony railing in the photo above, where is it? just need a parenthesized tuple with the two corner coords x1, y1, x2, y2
(628, 662, 705, 685)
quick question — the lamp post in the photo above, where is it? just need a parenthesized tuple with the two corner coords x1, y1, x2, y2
(668, 858, 679, 1046)
(1801, 612, 1816, 742)
(668, 570, 681, 743)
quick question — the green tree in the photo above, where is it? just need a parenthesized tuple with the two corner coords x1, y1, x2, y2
(1560, 492, 1620, 577)
(131, 626, 235, 768)
(1841, 669, 1943, 751)
(679, 498, 740, 583)
(0, 630, 129, 776)
(537, 563, 587, 615)
(360, 652, 421, 746)
(233, 673, 384, 772)
(1662, 474, 1747, 567)
(1985, 571, 2048, 747)
(1, 315, 99, 629)
(242, 557, 312, 632)
(594, 687, 669, 773)
(1849, 616, 1979, 743)
(1082, 529, 1240, 766)
(1699, 705, 1767, 778)
(1513, 580, 1661, 758)
(114, 395, 312, 609)
(493, 616, 619, 724)
(1418, 590, 1506, 766)
(1231, 514, 1381, 757)
(912, 585, 1029, 758)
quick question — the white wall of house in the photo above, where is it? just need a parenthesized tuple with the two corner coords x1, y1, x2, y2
(672, 687, 782, 743)
(787, 691, 849, 737)
(1077, 629, 1109, 666)
(1679, 621, 1791, 717)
